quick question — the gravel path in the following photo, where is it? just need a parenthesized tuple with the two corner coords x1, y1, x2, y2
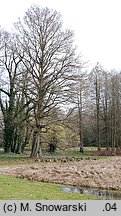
(0, 156, 121, 190)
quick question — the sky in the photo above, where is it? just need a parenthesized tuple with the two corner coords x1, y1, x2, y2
(0, 0, 121, 71)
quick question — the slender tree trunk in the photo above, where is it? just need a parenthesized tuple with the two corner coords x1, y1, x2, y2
(78, 84, 84, 153)
(95, 73, 101, 151)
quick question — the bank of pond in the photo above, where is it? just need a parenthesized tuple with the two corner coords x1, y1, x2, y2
(63, 185, 121, 200)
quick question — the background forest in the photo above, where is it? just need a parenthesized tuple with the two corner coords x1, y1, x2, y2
(0, 5, 121, 157)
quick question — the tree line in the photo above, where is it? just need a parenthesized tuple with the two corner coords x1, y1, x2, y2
(0, 5, 121, 157)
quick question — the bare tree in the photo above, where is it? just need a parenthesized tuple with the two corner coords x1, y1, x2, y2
(15, 6, 80, 157)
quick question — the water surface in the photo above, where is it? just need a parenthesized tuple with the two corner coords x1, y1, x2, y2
(63, 186, 121, 199)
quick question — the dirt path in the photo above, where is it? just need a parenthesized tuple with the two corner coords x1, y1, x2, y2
(0, 156, 121, 190)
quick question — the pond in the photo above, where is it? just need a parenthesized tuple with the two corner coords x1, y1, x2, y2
(63, 186, 121, 199)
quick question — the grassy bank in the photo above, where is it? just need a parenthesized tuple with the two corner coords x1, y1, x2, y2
(0, 175, 100, 200)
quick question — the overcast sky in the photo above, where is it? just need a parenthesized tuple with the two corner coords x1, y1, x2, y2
(0, 0, 121, 71)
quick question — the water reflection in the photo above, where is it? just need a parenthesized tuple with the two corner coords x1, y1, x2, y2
(63, 186, 121, 199)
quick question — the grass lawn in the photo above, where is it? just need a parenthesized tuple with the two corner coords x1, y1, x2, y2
(0, 175, 101, 200)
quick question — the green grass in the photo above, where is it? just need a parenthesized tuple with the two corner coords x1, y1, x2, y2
(0, 153, 28, 159)
(46, 147, 107, 160)
(0, 146, 107, 166)
(0, 175, 100, 200)
(0, 153, 108, 167)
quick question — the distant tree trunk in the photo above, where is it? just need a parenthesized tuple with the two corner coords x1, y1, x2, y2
(79, 96, 84, 153)
(78, 83, 84, 153)
(48, 133, 57, 153)
(110, 75, 117, 154)
(103, 72, 109, 150)
(4, 92, 15, 153)
(95, 64, 101, 151)
(49, 143, 56, 152)
(4, 117, 14, 153)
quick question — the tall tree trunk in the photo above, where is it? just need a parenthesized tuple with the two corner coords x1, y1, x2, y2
(95, 73, 101, 151)
(78, 85, 84, 153)
(104, 73, 109, 150)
